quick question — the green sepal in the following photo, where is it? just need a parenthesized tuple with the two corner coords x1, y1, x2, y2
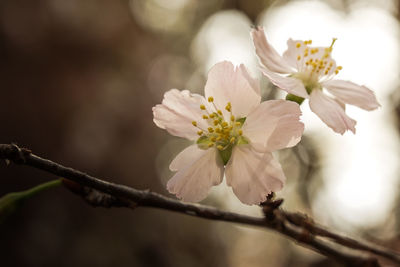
(237, 136, 249, 145)
(196, 136, 210, 149)
(286, 94, 305, 105)
(236, 117, 246, 125)
(218, 145, 233, 165)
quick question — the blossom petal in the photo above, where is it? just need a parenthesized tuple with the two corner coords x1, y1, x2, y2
(322, 79, 380, 111)
(153, 89, 209, 140)
(282, 38, 302, 70)
(225, 145, 285, 205)
(251, 27, 293, 74)
(309, 89, 356, 134)
(243, 100, 304, 152)
(204, 61, 261, 119)
(167, 145, 224, 202)
(260, 67, 309, 98)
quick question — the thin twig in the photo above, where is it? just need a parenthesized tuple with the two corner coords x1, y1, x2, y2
(1, 143, 398, 266)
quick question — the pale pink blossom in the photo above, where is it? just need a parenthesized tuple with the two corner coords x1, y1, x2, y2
(251, 27, 380, 134)
(153, 61, 304, 205)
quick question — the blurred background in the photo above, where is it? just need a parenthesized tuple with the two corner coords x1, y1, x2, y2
(1, 0, 400, 266)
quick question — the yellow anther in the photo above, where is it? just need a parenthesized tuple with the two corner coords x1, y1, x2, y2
(216, 136, 222, 141)
(230, 137, 236, 144)
(208, 96, 214, 102)
(215, 127, 221, 133)
(217, 145, 224, 150)
(304, 52, 308, 57)
(225, 106, 231, 112)
(337, 66, 342, 70)
(224, 129, 230, 134)
(335, 70, 339, 74)
(297, 55, 301, 61)
(213, 120, 219, 126)
(202, 115, 208, 119)
(221, 122, 228, 127)
(208, 127, 214, 133)
(238, 130, 243, 135)
(197, 130, 203, 136)
(235, 122, 241, 126)
(208, 143, 214, 148)
(296, 42, 301, 48)
(192, 121, 197, 127)
(200, 104, 206, 110)
(217, 110, 222, 115)
(209, 113, 215, 119)
(211, 137, 216, 142)
(230, 115, 235, 121)
(325, 70, 329, 75)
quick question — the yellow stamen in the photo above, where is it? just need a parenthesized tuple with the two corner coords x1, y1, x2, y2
(221, 122, 228, 127)
(213, 120, 219, 126)
(230, 137, 235, 144)
(202, 115, 208, 119)
(197, 130, 203, 136)
(208, 127, 214, 133)
(297, 55, 301, 61)
(209, 113, 215, 119)
(208, 97, 214, 102)
(217, 110, 222, 115)
(200, 104, 206, 110)
(208, 143, 214, 148)
(296, 43, 301, 48)
(217, 145, 224, 150)
(230, 115, 235, 121)
(192, 121, 197, 127)
(238, 130, 243, 135)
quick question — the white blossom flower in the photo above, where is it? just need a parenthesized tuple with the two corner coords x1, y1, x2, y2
(153, 61, 304, 205)
(251, 27, 380, 134)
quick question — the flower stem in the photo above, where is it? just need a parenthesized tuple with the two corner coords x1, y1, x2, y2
(286, 93, 305, 105)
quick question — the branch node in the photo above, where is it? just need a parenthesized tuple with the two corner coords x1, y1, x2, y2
(0, 143, 31, 164)
(62, 179, 134, 209)
(260, 193, 284, 219)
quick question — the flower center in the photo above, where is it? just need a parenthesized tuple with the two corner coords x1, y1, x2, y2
(294, 38, 343, 93)
(191, 96, 248, 164)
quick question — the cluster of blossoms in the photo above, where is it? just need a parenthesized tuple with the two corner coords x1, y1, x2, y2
(153, 27, 380, 205)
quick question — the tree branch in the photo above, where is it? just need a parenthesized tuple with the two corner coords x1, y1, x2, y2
(1, 143, 398, 266)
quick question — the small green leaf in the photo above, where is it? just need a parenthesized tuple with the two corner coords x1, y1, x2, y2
(286, 94, 305, 105)
(0, 179, 62, 224)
